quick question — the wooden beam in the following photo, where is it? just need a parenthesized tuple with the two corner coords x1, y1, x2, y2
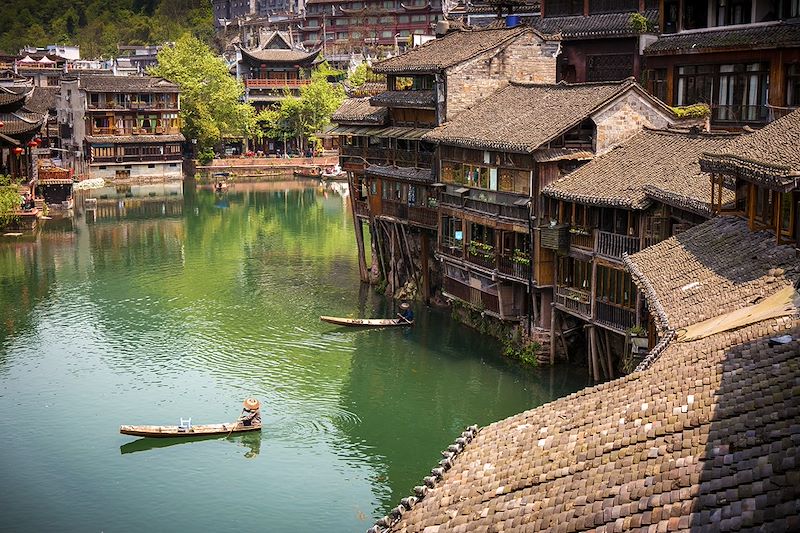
(604, 329, 615, 380)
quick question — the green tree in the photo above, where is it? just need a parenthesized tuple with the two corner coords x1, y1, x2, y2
(347, 62, 368, 88)
(0, 175, 21, 228)
(150, 33, 254, 151)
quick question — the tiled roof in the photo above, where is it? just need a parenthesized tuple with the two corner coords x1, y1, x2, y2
(376, 215, 800, 533)
(0, 108, 45, 137)
(542, 129, 737, 211)
(240, 47, 319, 64)
(85, 134, 185, 144)
(25, 86, 59, 114)
(373, 26, 535, 74)
(369, 90, 436, 109)
(533, 9, 658, 39)
(624, 216, 798, 334)
(382, 318, 800, 533)
(332, 97, 388, 125)
(0, 84, 32, 107)
(365, 164, 434, 183)
(68, 74, 180, 93)
(425, 79, 661, 152)
(700, 108, 800, 192)
(645, 19, 800, 55)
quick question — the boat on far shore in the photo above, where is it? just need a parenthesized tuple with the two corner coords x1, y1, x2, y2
(320, 315, 413, 327)
(294, 166, 322, 178)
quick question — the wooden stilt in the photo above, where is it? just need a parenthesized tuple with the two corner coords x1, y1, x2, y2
(373, 220, 387, 285)
(589, 326, 600, 381)
(604, 329, 615, 380)
(593, 326, 608, 381)
(421, 232, 430, 302)
(353, 218, 369, 282)
(549, 307, 557, 364)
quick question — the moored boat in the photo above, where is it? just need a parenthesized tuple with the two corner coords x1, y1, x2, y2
(320, 315, 413, 327)
(120, 421, 261, 438)
(294, 167, 321, 178)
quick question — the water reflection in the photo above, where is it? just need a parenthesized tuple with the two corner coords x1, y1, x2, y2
(120, 432, 261, 459)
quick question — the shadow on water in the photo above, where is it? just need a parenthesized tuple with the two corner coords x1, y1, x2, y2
(120, 432, 262, 458)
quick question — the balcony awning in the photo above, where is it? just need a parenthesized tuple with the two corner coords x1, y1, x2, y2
(328, 125, 431, 140)
(532, 148, 594, 163)
(365, 164, 434, 183)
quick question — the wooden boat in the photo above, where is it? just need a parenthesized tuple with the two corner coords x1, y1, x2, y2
(294, 167, 322, 178)
(320, 315, 413, 327)
(119, 421, 261, 438)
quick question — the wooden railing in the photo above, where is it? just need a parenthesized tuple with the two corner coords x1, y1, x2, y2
(497, 255, 530, 281)
(440, 236, 463, 258)
(353, 200, 369, 217)
(554, 285, 592, 319)
(595, 300, 636, 332)
(569, 228, 594, 251)
(596, 230, 640, 260)
(381, 199, 407, 219)
(467, 249, 495, 270)
(246, 78, 311, 88)
(90, 127, 180, 136)
(443, 276, 500, 314)
(88, 101, 178, 111)
(408, 205, 437, 227)
(92, 154, 183, 163)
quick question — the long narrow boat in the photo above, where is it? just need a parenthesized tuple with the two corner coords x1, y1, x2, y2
(320, 316, 413, 327)
(119, 421, 261, 438)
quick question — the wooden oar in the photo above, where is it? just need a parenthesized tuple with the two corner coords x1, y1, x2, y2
(396, 313, 412, 325)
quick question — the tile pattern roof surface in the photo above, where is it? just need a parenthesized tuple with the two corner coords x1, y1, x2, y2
(70, 75, 180, 93)
(542, 129, 737, 210)
(533, 9, 658, 39)
(0, 85, 32, 107)
(240, 47, 319, 64)
(386, 317, 800, 533)
(645, 19, 800, 54)
(365, 164, 434, 183)
(373, 26, 531, 73)
(0, 109, 45, 136)
(25, 86, 59, 114)
(369, 90, 436, 109)
(425, 79, 640, 152)
(624, 216, 798, 333)
(383, 216, 800, 533)
(700, 108, 800, 191)
(332, 97, 388, 125)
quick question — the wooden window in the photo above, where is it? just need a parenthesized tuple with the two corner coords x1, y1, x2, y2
(787, 64, 800, 107)
(597, 266, 636, 309)
(558, 257, 591, 290)
(587, 55, 634, 82)
(780, 192, 796, 240)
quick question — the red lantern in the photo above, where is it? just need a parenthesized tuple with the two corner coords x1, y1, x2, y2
(34, 138, 42, 146)
(13, 147, 24, 156)
(0, 120, 4, 128)
(27, 140, 37, 147)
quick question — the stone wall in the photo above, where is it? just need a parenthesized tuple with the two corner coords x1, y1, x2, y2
(445, 32, 557, 120)
(592, 90, 674, 155)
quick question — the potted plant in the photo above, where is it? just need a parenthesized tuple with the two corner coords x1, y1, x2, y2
(629, 325, 648, 349)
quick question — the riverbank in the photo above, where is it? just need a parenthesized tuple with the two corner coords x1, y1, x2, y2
(195, 155, 339, 182)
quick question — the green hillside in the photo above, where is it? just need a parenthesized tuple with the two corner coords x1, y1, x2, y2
(0, 0, 213, 58)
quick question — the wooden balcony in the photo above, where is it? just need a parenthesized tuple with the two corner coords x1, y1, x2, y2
(569, 227, 594, 251)
(554, 285, 591, 319)
(90, 127, 181, 136)
(497, 254, 530, 281)
(443, 276, 500, 315)
(440, 189, 529, 222)
(353, 199, 369, 218)
(246, 78, 311, 88)
(596, 230, 640, 260)
(407, 205, 437, 227)
(92, 154, 183, 163)
(595, 300, 636, 333)
(439, 236, 463, 258)
(467, 249, 496, 271)
(380, 199, 407, 219)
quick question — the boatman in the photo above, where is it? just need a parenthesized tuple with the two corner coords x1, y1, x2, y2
(239, 398, 261, 427)
(398, 302, 414, 323)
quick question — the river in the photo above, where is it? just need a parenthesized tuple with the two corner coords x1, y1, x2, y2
(0, 180, 589, 532)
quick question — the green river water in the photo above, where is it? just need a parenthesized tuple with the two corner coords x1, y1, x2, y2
(0, 180, 589, 532)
